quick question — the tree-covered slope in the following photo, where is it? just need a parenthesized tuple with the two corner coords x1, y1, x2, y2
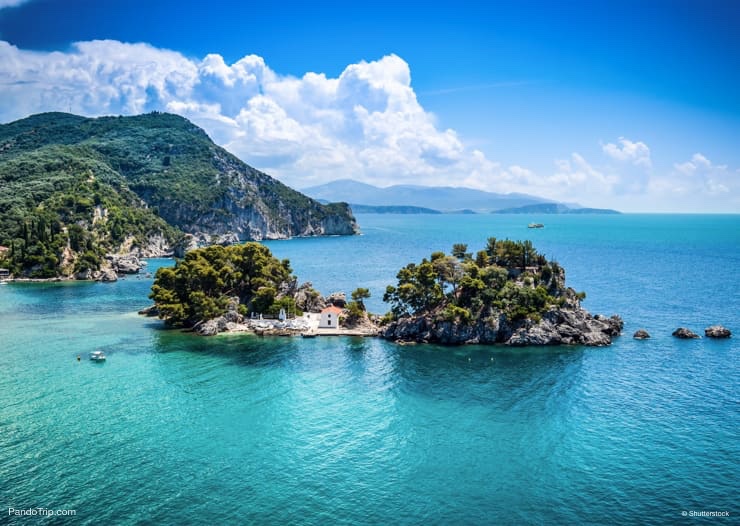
(0, 143, 179, 277)
(381, 239, 623, 346)
(0, 112, 358, 277)
(149, 242, 299, 329)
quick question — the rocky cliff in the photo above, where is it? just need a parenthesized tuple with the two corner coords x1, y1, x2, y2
(382, 297, 623, 347)
(0, 112, 358, 278)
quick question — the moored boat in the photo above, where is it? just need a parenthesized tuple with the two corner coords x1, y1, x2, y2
(528, 223, 544, 228)
(90, 350, 107, 362)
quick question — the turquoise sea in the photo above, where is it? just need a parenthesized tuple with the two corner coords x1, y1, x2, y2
(1, 214, 738, 525)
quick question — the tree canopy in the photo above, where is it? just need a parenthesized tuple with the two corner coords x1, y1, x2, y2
(149, 243, 298, 327)
(383, 239, 563, 323)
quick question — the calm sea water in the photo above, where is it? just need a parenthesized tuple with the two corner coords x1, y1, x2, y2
(1, 214, 738, 525)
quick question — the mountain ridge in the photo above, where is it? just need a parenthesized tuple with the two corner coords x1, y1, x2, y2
(0, 112, 358, 278)
(303, 178, 553, 212)
(492, 203, 620, 214)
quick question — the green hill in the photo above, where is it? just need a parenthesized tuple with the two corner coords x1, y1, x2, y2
(0, 112, 358, 278)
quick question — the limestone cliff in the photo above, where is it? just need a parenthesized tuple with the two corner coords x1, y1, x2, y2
(0, 112, 358, 278)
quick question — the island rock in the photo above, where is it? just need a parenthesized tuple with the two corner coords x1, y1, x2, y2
(672, 327, 700, 339)
(633, 329, 651, 339)
(704, 325, 731, 338)
(381, 240, 622, 347)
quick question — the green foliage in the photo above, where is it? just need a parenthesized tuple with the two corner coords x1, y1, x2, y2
(345, 287, 372, 322)
(0, 111, 356, 276)
(149, 243, 294, 327)
(266, 296, 302, 318)
(0, 141, 180, 276)
(451, 243, 471, 261)
(351, 287, 371, 302)
(379, 312, 396, 326)
(346, 301, 365, 320)
(442, 304, 472, 323)
(384, 239, 563, 323)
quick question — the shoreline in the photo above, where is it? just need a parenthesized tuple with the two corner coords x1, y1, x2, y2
(199, 312, 380, 338)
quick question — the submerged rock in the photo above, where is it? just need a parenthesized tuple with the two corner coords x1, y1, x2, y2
(704, 325, 731, 338)
(672, 327, 699, 339)
(633, 329, 651, 339)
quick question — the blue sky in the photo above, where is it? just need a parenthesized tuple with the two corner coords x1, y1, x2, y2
(0, 0, 738, 211)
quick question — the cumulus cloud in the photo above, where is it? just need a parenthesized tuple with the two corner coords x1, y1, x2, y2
(671, 153, 732, 194)
(0, 39, 736, 211)
(602, 137, 651, 168)
(0, 40, 507, 191)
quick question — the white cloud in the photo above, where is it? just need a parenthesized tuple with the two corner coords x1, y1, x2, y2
(0, 39, 737, 211)
(670, 153, 732, 195)
(0, 0, 31, 8)
(602, 137, 651, 168)
(0, 40, 483, 189)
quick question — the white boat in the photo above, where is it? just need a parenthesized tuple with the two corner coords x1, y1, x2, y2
(528, 223, 544, 229)
(90, 351, 107, 362)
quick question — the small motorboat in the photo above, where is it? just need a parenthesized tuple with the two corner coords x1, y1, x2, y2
(528, 223, 544, 229)
(90, 350, 107, 362)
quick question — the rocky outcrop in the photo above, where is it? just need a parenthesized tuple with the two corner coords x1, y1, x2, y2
(133, 232, 175, 258)
(343, 312, 380, 334)
(382, 307, 623, 347)
(325, 292, 347, 308)
(196, 297, 243, 336)
(672, 327, 700, 339)
(74, 268, 94, 280)
(138, 305, 160, 317)
(704, 325, 731, 338)
(108, 255, 143, 274)
(100, 269, 118, 282)
(633, 329, 651, 339)
(294, 282, 326, 312)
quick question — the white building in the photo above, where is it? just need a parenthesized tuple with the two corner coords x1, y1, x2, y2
(318, 305, 343, 329)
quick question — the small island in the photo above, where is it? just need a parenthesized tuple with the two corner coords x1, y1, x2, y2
(146, 242, 377, 336)
(381, 239, 622, 346)
(146, 238, 622, 347)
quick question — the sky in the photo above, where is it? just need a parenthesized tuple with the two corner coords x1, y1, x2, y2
(0, 0, 738, 212)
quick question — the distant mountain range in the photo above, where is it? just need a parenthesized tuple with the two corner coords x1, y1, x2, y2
(320, 203, 442, 214)
(302, 179, 549, 212)
(304, 179, 619, 214)
(492, 203, 620, 214)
